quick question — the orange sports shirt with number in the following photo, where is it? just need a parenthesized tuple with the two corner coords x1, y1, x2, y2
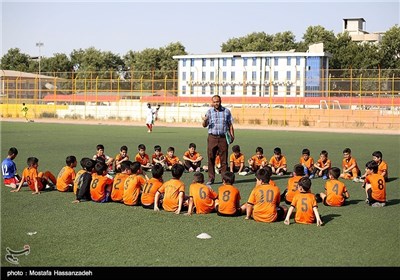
(158, 178, 185, 212)
(285, 175, 302, 203)
(22, 167, 45, 191)
(300, 157, 314, 170)
(111, 173, 130, 202)
(291, 192, 318, 224)
(189, 183, 218, 214)
(229, 153, 244, 167)
(365, 173, 386, 202)
(247, 184, 281, 223)
(141, 177, 163, 206)
(123, 174, 146, 206)
(217, 184, 241, 215)
(73, 169, 86, 194)
(324, 179, 348, 206)
(56, 166, 76, 192)
(90, 174, 113, 202)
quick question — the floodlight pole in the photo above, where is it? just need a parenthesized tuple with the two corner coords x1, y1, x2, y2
(36, 42, 44, 101)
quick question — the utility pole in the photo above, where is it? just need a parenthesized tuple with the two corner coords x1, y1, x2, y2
(36, 42, 44, 101)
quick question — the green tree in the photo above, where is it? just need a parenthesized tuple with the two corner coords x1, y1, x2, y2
(0, 48, 31, 71)
(302, 25, 336, 53)
(379, 25, 400, 69)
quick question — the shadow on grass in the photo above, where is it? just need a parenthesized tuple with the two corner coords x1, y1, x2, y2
(346, 199, 363, 205)
(321, 213, 341, 224)
(385, 199, 400, 206)
(235, 177, 257, 184)
(387, 177, 397, 183)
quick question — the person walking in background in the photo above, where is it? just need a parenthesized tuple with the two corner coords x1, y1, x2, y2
(21, 103, 29, 122)
(145, 103, 157, 133)
(202, 95, 234, 185)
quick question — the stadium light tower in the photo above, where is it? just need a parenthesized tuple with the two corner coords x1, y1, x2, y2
(36, 41, 44, 101)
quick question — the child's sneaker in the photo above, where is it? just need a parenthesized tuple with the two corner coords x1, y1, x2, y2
(352, 177, 361, 183)
(195, 167, 201, 172)
(322, 175, 328, 180)
(189, 167, 194, 172)
(309, 174, 314, 179)
(371, 202, 386, 207)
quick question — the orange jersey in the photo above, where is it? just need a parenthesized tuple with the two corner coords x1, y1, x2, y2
(158, 178, 185, 212)
(285, 175, 302, 203)
(151, 153, 165, 164)
(22, 167, 44, 192)
(269, 155, 287, 168)
(300, 156, 314, 170)
(378, 160, 388, 179)
(324, 179, 348, 206)
(342, 157, 359, 173)
(189, 183, 218, 214)
(316, 158, 331, 169)
(250, 154, 267, 168)
(165, 154, 180, 166)
(56, 165, 76, 192)
(111, 173, 130, 202)
(229, 153, 245, 167)
(135, 153, 150, 166)
(183, 151, 201, 161)
(73, 169, 86, 194)
(247, 184, 281, 223)
(217, 184, 241, 215)
(90, 174, 113, 202)
(123, 174, 146, 206)
(291, 192, 318, 224)
(269, 179, 277, 187)
(141, 177, 164, 206)
(365, 173, 386, 202)
(114, 154, 129, 167)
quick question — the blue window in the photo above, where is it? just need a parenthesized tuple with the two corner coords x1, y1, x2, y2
(296, 71, 300, 79)
(274, 57, 279, 66)
(231, 71, 235, 81)
(274, 85, 278, 95)
(182, 59, 186, 67)
(222, 86, 227, 95)
(210, 85, 214, 95)
(243, 58, 248, 66)
(252, 57, 257, 66)
(231, 85, 235, 95)
(210, 72, 214, 81)
(202, 86, 206, 95)
(274, 71, 278, 80)
(265, 58, 270, 66)
(252, 86, 257, 95)
(223, 58, 227, 66)
(265, 71, 270, 81)
(296, 57, 301, 66)
(232, 57, 236, 66)
(182, 72, 186, 81)
(287, 57, 291, 66)
(190, 72, 194, 80)
(202, 58, 206, 67)
(286, 85, 291, 95)
(210, 59, 214, 67)
(252, 71, 257, 81)
(190, 86, 194, 95)
(286, 71, 291, 80)
(182, 85, 186, 95)
(202, 72, 206, 81)
(190, 59, 194, 67)
(223, 71, 227, 81)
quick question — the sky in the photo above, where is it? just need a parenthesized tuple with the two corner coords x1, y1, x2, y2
(1, 0, 399, 58)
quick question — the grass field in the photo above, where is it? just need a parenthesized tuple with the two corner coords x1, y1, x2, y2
(1, 121, 399, 267)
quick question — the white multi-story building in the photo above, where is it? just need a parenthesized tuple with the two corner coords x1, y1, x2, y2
(173, 43, 331, 98)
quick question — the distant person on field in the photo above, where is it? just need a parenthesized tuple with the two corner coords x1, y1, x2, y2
(363, 160, 387, 207)
(164, 146, 182, 171)
(12, 157, 56, 194)
(185, 172, 218, 216)
(245, 168, 287, 223)
(141, 164, 164, 209)
(145, 103, 158, 133)
(1, 147, 21, 189)
(247, 146, 267, 174)
(216, 171, 246, 217)
(114, 145, 129, 173)
(310, 150, 331, 179)
(93, 144, 114, 175)
(299, 148, 314, 177)
(154, 163, 188, 214)
(340, 148, 361, 182)
(316, 167, 349, 207)
(73, 158, 96, 203)
(182, 143, 203, 172)
(56, 155, 77, 192)
(284, 177, 323, 226)
(21, 103, 29, 121)
(268, 147, 287, 176)
(281, 164, 304, 205)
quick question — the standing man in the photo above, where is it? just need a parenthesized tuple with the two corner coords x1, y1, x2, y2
(202, 95, 234, 185)
(145, 103, 157, 133)
(22, 103, 29, 122)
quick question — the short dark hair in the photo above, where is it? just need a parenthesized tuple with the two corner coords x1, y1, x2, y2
(329, 167, 341, 179)
(189, 143, 196, 149)
(222, 171, 235, 185)
(66, 155, 77, 165)
(302, 148, 310, 155)
(372, 151, 383, 159)
(293, 164, 304, 176)
(96, 144, 105, 151)
(151, 164, 164, 179)
(154, 145, 162, 152)
(232, 145, 240, 153)
(366, 160, 378, 173)
(193, 172, 204, 183)
(255, 168, 270, 184)
(274, 147, 282, 154)
(138, 144, 146, 151)
(8, 147, 18, 156)
(171, 164, 185, 179)
(298, 177, 312, 192)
